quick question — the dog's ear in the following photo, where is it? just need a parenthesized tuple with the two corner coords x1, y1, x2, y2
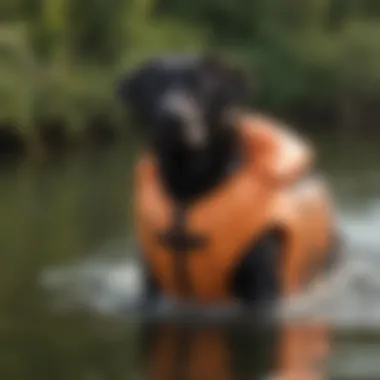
(200, 55, 250, 107)
(117, 71, 139, 108)
(117, 62, 164, 124)
(117, 66, 151, 111)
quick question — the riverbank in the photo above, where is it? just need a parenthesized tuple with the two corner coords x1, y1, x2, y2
(1, 104, 379, 162)
(0, 62, 129, 159)
(1, 51, 379, 161)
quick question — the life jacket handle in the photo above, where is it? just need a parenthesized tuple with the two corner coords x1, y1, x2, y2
(239, 114, 314, 188)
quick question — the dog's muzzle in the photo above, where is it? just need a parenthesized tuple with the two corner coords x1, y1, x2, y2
(158, 91, 207, 148)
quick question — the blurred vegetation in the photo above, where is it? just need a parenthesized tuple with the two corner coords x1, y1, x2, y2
(0, 0, 380, 153)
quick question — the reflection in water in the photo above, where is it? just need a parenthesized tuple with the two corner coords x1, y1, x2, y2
(141, 319, 330, 380)
(0, 137, 379, 379)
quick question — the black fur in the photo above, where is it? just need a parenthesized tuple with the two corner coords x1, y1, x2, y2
(231, 230, 282, 306)
(118, 55, 248, 202)
(118, 54, 281, 305)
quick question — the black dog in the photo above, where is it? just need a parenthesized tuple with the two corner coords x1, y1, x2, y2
(118, 55, 280, 306)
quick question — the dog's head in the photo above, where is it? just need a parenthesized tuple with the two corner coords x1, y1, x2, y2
(118, 55, 249, 153)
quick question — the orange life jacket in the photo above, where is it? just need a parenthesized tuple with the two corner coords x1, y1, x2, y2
(134, 114, 334, 303)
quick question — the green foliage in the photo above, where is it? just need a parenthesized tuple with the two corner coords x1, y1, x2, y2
(0, 0, 380, 141)
(0, 23, 36, 133)
(0, 0, 210, 141)
(338, 20, 380, 91)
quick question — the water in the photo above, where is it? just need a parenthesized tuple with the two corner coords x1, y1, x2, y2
(0, 134, 379, 379)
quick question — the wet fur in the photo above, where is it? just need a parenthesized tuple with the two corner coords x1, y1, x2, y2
(118, 55, 281, 306)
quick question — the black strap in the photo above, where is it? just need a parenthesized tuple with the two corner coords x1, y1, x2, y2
(157, 202, 207, 298)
